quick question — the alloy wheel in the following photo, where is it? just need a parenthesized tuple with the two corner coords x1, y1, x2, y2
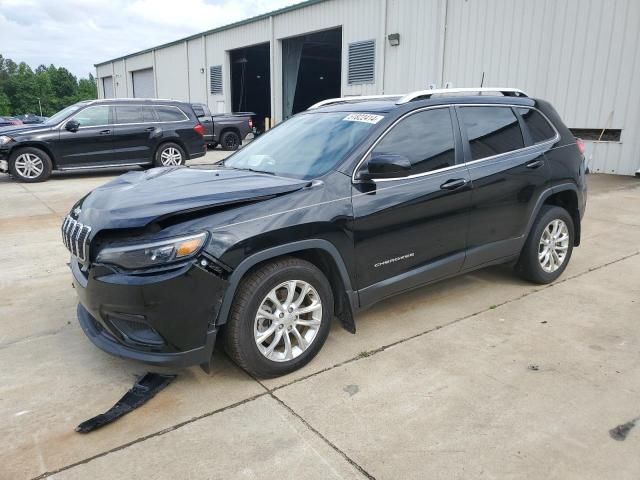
(538, 219, 570, 273)
(160, 147, 182, 166)
(253, 280, 322, 362)
(14, 153, 44, 179)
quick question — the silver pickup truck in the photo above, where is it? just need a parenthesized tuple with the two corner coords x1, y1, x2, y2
(191, 103, 254, 151)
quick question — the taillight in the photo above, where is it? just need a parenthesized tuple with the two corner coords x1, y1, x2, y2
(576, 137, 585, 155)
(248, 118, 253, 129)
(193, 123, 204, 137)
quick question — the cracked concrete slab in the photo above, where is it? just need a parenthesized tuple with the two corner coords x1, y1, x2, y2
(0, 171, 638, 479)
(275, 255, 640, 480)
(52, 395, 366, 480)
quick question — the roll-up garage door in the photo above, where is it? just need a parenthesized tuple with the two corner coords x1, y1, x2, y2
(102, 76, 114, 98)
(132, 68, 155, 98)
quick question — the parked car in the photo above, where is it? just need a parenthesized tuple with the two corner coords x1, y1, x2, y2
(64, 87, 587, 378)
(191, 103, 253, 150)
(17, 114, 47, 124)
(0, 99, 206, 182)
(0, 116, 23, 127)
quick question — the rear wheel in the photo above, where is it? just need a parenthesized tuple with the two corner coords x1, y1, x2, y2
(515, 205, 574, 284)
(154, 142, 186, 167)
(9, 147, 52, 182)
(220, 130, 240, 151)
(223, 257, 333, 378)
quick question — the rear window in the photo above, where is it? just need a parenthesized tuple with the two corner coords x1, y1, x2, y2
(192, 105, 204, 117)
(517, 108, 556, 143)
(155, 106, 188, 122)
(460, 106, 524, 160)
(142, 106, 157, 122)
(115, 105, 143, 124)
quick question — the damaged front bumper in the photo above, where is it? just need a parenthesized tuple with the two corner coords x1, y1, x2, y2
(72, 256, 227, 368)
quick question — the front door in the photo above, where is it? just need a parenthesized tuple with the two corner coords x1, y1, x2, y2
(456, 105, 553, 269)
(351, 106, 472, 306)
(56, 105, 117, 168)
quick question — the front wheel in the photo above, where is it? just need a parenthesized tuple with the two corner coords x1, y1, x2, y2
(515, 205, 574, 284)
(154, 142, 186, 167)
(223, 257, 334, 378)
(9, 147, 52, 182)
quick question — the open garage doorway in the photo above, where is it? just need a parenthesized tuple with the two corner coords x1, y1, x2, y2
(282, 27, 342, 120)
(230, 42, 271, 133)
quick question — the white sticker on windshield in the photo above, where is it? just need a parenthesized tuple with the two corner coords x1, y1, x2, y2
(342, 113, 384, 124)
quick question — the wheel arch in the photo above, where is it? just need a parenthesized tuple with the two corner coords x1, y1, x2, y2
(215, 240, 357, 332)
(9, 142, 57, 168)
(526, 184, 581, 246)
(154, 138, 188, 161)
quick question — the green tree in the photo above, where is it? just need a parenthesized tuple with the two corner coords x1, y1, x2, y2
(0, 54, 97, 116)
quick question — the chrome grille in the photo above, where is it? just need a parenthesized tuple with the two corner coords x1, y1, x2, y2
(61, 215, 91, 262)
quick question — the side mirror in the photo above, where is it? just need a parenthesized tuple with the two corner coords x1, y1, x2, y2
(65, 120, 80, 132)
(358, 153, 411, 181)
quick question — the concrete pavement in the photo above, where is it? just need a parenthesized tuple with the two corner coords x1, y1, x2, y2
(0, 167, 638, 479)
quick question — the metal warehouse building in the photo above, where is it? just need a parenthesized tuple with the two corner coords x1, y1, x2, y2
(95, 0, 640, 176)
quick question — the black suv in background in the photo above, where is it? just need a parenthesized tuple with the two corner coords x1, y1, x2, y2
(64, 88, 587, 378)
(0, 99, 205, 182)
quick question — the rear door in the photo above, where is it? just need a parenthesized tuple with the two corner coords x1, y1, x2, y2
(457, 105, 553, 269)
(351, 106, 472, 305)
(55, 105, 117, 167)
(112, 104, 156, 164)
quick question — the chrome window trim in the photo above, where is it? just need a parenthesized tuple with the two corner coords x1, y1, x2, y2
(352, 103, 560, 183)
(457, 104, 560, 166)
(58, 104, 189, 130)
(352, 105, 452, 183)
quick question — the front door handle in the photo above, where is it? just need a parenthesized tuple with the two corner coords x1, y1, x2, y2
(99, 129, 111, 135)
(526, 159, 545, 169)
(440, 178, 468, 190)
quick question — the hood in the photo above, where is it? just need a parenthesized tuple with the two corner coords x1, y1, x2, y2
(0, 124, 52, 136)
(76, 166, 309, 232)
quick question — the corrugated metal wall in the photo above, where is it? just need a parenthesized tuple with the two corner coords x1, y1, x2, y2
(441, 0, 640, 175)
(95, 0, 640, 175)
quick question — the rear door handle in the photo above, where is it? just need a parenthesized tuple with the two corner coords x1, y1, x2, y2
(99, 129, 111, 135)
(440, 178, 468, 190)
(526, 159, 545, 169)
(145, 127, 155, 132)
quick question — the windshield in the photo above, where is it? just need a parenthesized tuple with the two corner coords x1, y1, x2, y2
(45, 103, 85, 125)
(225, 112, 382, 179)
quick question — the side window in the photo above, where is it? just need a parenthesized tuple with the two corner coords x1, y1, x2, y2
(72, 106, 110, 127)
(114, 105, 143, 124)
(142, 106, 158, 122)
(517, 108, 556, 144)
(460, 106, 524, 160)
(371, 108, 456, 175)
(155, 106, 187, 122)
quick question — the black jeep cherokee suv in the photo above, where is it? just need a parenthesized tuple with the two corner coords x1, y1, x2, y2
(0, 99, 205, 182)
(64, 88, 587, 378)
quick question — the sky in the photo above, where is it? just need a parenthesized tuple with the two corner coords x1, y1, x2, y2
(0, 0, 303, 79)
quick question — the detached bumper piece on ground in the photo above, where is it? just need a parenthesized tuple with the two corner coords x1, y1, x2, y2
(75, 373, 176, 433)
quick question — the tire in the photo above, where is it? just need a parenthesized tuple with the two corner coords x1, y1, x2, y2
(223, 257, 334, 378)
(515, 205, 574, 284)
(154, 142, 186, 167)
(9, 147, 53, 182)
(220, 130, 240, 151)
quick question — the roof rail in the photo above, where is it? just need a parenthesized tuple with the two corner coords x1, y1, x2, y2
(308, 94, 402, 109)
(396, 87, 528, 104)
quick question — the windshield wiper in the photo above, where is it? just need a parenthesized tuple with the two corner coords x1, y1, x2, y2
(231, 167, 276, 175)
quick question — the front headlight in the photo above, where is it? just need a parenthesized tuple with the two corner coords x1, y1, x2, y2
(96, 232, 208, 269)
(0, 136, 13, 145)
